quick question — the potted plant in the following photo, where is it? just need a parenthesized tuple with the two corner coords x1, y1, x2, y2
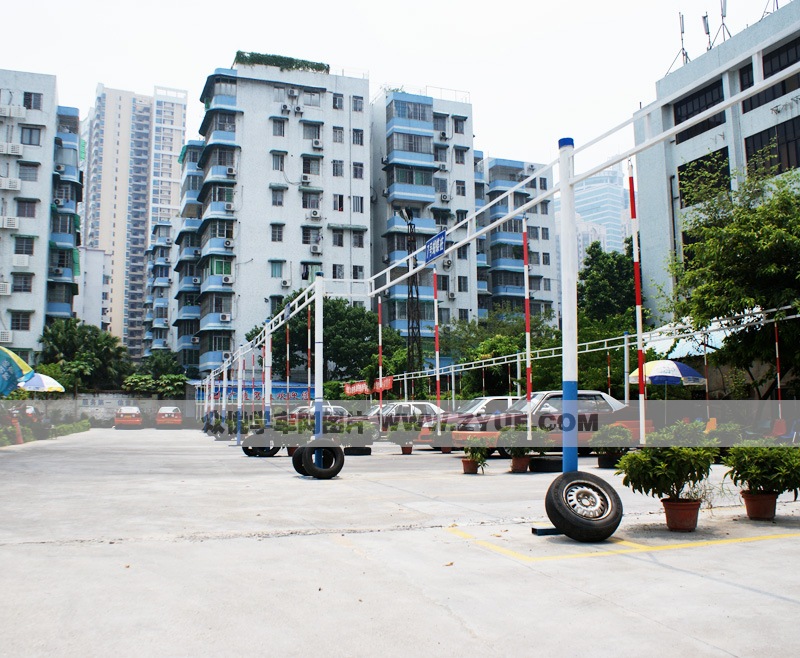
(500, 427, 533, 472)
(507, 445, 533, 473)
(615, 422, 718, 532)
(590, 424, 635, 469)
(462, 437, 489, 474)
(723, 441, 800, 520)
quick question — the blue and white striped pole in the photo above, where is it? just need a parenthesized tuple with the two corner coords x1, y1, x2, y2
(314, 273, 325, 468)
(559, 137, 578, 473)
(236, 345, 244, 446)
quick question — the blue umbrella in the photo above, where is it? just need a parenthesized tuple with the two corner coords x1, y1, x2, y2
(0, 346, 35, 397)
(629, 359, 706, 387)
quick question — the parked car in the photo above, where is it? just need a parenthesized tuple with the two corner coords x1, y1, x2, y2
(350, 401, 446, 434)
(155, 406, 183, 427)
(417, 396, 520, 444)
(452, 390, 629, 451)
(276, 403, 352, 422)
(114, 406, 143, 428)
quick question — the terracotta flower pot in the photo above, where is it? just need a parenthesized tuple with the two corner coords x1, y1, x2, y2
(440, 446, 453, 454)
(462, 459, 479, 474)
(401, 445, 413, 455)
(741, 491, 779, 521)
(661, 498, 701, 532)
(510, 456, 531, 473)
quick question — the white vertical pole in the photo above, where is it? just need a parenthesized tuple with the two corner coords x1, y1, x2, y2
(559, 138, 578, 473)
(221, 362, 229, 423)
(433, 266, 441, 437)
(209, 373, 216, 423)
(378, 295, 384, 430)
(266, 332, 273, 427)
(314, 273, 324, 439)
(522, 212, 533, 441)
(623, 332, 630, 406)
(236, 346, 244, 446)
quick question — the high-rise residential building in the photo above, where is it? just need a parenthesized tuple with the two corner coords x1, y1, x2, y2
(176, 54, 371, 374)
(0, 70, 83, 364)
(84, 84, 186, 359)
(634, 2, 800, 320)
(370, 89, 477, 336)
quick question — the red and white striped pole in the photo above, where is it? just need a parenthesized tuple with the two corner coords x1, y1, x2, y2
(261, 341, 267, 424)
(307, 306, 312, 405)
(775, 320, 783, 419)
(522, 213, 533, 439)
(607, 350, 612, 396)
(628, 160, 647, 443)
(433, 267, 441, 436)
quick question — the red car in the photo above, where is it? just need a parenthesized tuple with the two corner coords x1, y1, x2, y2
(114, 406, 143, 428)
(156, 406, 183, 427)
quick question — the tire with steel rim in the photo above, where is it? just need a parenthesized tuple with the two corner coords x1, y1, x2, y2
(545, 471, 622, 542)
(301, 440, 345, 480)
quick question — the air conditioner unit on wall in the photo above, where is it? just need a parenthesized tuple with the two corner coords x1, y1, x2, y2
(288, 89, 299, 98)
(0, 330, 13, 343)
(55, 164, 65, 172)
(310, 244, 322, 254)
(54, 198, 63, 206)
(165, 238, 172, 245)
(223, 239, 234, 248)
(52, 268, 64, 275)
(220, 313, 231, 322)
(309, 209, 321, 219)
(294, 105, 303, 114)
(222, 351, 232, 360)
(222, 275, 235, 284)
(226, 167, 236, 175)
(443, 258, 452, 268)
(301, 174, 312, 184)
(438, 163, 448, 172)
(191, 336, 200, 344)
(224, 202, 234, 211)
(3, 216, 20, 229)
(281, 104, 291, 113)
(312, 139, 323, 150)
(191, 277, 201, 284)
(281, 279, 291, 288)
(382, 188, 389, 197)
(439, 131, 448, 140)
(0, 282, 10, 295)
(440, 194, 451, 202)
(448, 291, 456, 300)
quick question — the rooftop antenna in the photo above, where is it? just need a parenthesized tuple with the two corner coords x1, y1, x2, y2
(762, 1, 780, 19)
(667, 13, 691, 75)
(702, 13, 712, 51)
(711, 0, 732, 47)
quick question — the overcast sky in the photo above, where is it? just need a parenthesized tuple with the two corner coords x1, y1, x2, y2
(3, 0, 778, 165)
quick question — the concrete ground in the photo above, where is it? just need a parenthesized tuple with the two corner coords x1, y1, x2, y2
(1, 428, 799, 657)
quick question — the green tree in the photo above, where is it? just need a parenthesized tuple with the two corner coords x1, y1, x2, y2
(122, 374, 157, 396)
(138, 351, 184, 380)
(156, 374, 188, 399)
(577, 238, 636, 321)
(671, 151, 800, 398)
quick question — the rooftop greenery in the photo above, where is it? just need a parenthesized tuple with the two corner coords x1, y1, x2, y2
(234, 51, 330, 74)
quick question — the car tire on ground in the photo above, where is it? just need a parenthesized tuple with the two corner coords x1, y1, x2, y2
(496, 447, 510, 458)
(544, 471, 622, 543)
(292, 446, 309, 476)
(242, 446, 257, 457)
(254, 446, 281, 457)
(301, 440, 345, 480)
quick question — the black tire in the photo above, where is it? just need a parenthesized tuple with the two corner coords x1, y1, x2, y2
(545, 471, 623, 543)
(254, 446, 281, 457)
(292, 446, 309, 476)
(344, 446, 372, 456)
(242, 446, 258, 457)
(301, 440, 345, 480)
(496, 447, 510, 458)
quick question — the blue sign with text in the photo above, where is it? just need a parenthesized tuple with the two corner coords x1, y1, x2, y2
(425, 230, 447, 264)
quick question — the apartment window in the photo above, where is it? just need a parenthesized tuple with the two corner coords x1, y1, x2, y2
(352, 96, 364, 112)
(455, 149, 466, 165)
(209, 258, 232, 276)
(352, 162, 364, 179)
(51, 215, 72, 233)
(540, 201, 550, 215)
(272, 119, 285, 137)
(23, 92, 43, 110)
(458, 309, 469, 321)
(333, 93, 344, 110)
(439, 307, 450, 324)
(544, 278, 551, 291)
(458, 276, 468, 292)
(332, 264, 344, 279)
(272, 189, 284, 207)
(434, 178, 447, 193)
(674, 79, 725, 144)
(272, 153, 285, 171)
(273, 86, 285, 101)
(303, 91, 320, 106)
(270, 262, 283, 278)
(16, 200, 36, 218)
(434, 146, 447, 162)
(332, 229, 344, 247)
(456, 210, 468, 222)
(530, 251, 540, 265)
(539, 177, 548, 190)
(333, 194, 344, 211)
(741, 36, 800, 113)
(541, 227, 549, 240)
(302, 227, 321, 244)
(457, 245, 468, 259)
(271, 224, 284, 242)
(352, 196, 364, 213)
(433, 114, 447, 131)
(437, 275, 449, 291)
(528, 226, 539, 240)
(302, 157, 321, 175)
(453, 117, 465, 134)
(303, 124, 321, 140)
(455, 180, 466, 196)
(352, 129, 364, 146)
(332, 160, 344, 177)
(352, 265, 364, 279)
(302, 193, 321, 209)
(10, 312, 31, 331)
(18, 163, 38, 181)
(530, 278, 541, 291)
(14, 237, 34, 255)
(21, 127, 41, 146)
(745, 115, 800, 173)
(352, 232, 364, 248)
(270, 296, 283, 316)
(677, 148, 730, 207)
(12, 273, 33, 293)
(333, 126, 344, 143)
(542, 253, 551, 265)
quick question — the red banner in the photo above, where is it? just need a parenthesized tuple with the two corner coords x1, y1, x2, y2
(344, 376, 393, 396)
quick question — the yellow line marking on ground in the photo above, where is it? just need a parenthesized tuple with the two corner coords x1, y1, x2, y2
(607, 538, 650, 549)
(446, 528, 800, 563)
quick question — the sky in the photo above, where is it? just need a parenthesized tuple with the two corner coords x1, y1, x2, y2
(2, 0, 778, 166)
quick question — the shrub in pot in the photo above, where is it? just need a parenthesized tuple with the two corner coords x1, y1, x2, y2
(590, 424, 635, 468)
(723, 441, 800, 520)
(462, 437, 489, 474)
(616, 423, 718, 531)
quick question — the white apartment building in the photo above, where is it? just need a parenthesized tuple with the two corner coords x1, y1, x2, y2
(634, 1, 800, 320)
(0, 70, 83, 363)
(83, 84, 186, 359)
(176, 54, 371, 374)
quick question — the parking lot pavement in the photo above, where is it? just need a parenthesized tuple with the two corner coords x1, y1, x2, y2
(2, 428, 800, 657)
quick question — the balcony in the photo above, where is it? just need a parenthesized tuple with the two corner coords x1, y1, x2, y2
(200, 274, 234, 296)
(151, 339, 168, 350)
(200, 350, 227, 372)
(53, 163, 80, 185)
(174, 305, 201, 322)
(153, 276, 171, 288)
(50, 232, 75, 249)
(489, 231, 523, 247)
(177, 276, 202, 295)
(177, 246, 201, 264)
(476, 253, 488, 267)
(384, 285, 434, 300)
(200, 236, 235, 260)
(53, 198, 77, 213)
(490, 257, 525, 272)
(45, 301, 73, 318)
(200, 313, 235, 332)
(384, 214, 439, 236)
(382, 150, 436, 169)
(477, 280, 489, 293)
(385, 182, 436, 205)
(176, 335, 200, 351)
(488, 204, 510, 221)
(152, 318, 169, 330)
(202, 164, 237, 189)
(153, 297, 169, 309)
(176, 218, 202, 239)
(48, 267, 73, 282)
(181, 190, 202, 216)
(201, 201, 235, 223)
(491, 285, 526, 297)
